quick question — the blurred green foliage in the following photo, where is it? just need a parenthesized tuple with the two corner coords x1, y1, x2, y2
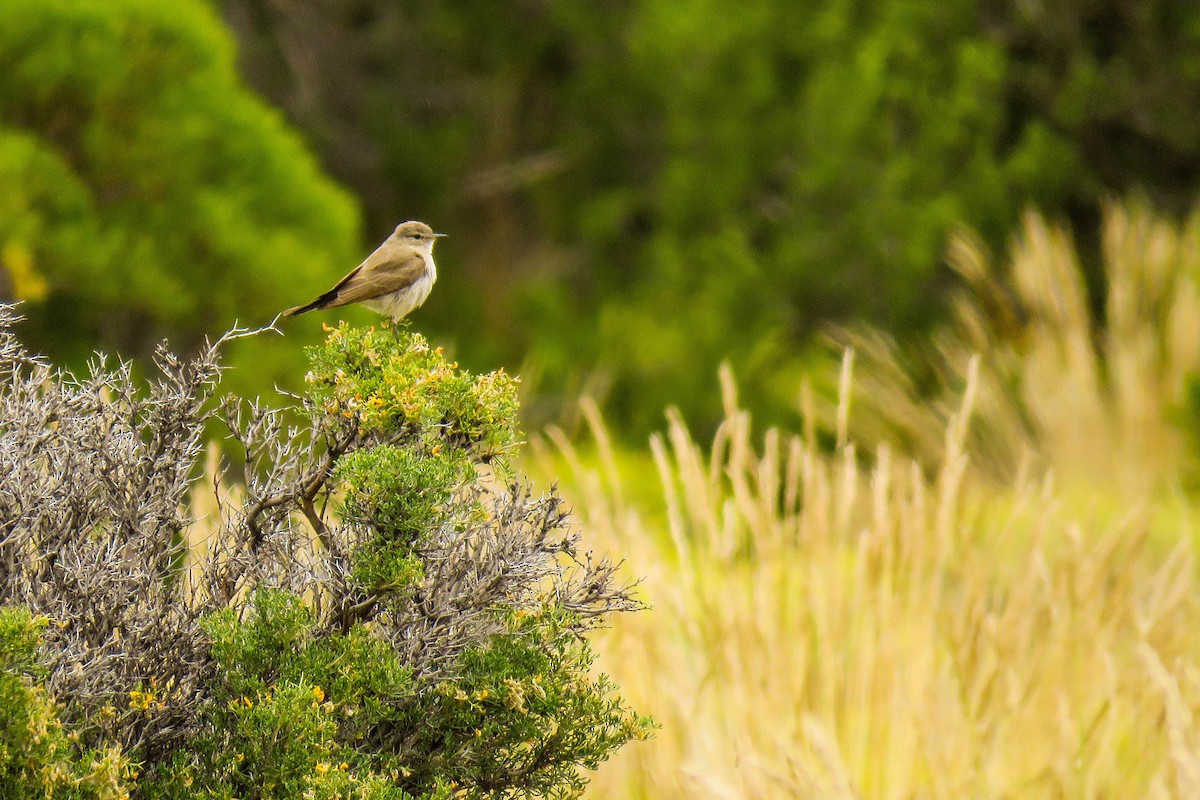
(5, 0, 1200, 434)
(0, 0, 359, 394)
(221, 0, 1200, 436)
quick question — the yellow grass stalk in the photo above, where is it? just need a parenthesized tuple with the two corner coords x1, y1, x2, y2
(539, 359, 1200, 798)
(844, 201, 1200, 497)
(537, 200, 1200, 796)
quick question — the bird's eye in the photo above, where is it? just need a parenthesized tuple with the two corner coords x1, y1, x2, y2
(409, 233, 422, 240)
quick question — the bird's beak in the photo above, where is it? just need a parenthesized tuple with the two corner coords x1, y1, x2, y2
(432, 232, 448, 238)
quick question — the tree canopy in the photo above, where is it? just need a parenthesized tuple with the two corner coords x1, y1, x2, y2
(0, 0, 359, 388)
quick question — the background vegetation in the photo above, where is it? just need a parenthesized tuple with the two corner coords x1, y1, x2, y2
(4, 0, 1200, 432)
(0, 0, 358, 395)
(536, 204, 1200, 797)
(216, 0, 1200, 433)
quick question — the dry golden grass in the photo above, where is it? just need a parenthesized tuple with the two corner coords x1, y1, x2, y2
(532, 202, 1200, 799)
(844, 200, 1200, 496)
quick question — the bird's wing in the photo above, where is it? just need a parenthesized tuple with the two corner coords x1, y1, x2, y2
(318, 249, 428, 309)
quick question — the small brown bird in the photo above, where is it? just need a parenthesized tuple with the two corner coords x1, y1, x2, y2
(283, 221, 445, 322)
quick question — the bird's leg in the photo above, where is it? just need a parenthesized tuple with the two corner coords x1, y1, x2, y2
(391, 320, 401, 341)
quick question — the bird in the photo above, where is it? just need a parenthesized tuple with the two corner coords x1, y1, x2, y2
(282, 220, 445, 322)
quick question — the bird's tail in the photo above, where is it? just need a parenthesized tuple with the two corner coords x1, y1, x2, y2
(282, 291, 337, 317)
(281, 300, 319, 317)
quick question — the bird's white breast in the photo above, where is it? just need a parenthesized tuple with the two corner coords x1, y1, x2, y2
(364, 254, 437, 321)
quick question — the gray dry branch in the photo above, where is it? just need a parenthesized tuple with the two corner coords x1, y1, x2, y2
(0, 308, 221, 760)
(378, 484, 633, 676)
(0, 307, 638, 763)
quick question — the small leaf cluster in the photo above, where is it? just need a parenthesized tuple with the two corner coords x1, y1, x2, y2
(402, 628, 655, 798)
(307, 322, 519, 455)
(336, 444, 459, 595)
(148, 592, 412, 799)
(146, 590, 653, 799)
(0, 608, 134, 800)
(312, 322, 520, 613)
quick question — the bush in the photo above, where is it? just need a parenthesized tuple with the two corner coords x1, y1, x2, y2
(0, 607, 135, 799)
(0, 311, 650, 798)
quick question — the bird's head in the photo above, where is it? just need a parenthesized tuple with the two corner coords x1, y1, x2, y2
(393, 221, 447, 248)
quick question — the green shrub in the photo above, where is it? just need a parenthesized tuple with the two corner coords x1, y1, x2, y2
(0, 608, 135, 799)
(0, 313, 650, 798)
